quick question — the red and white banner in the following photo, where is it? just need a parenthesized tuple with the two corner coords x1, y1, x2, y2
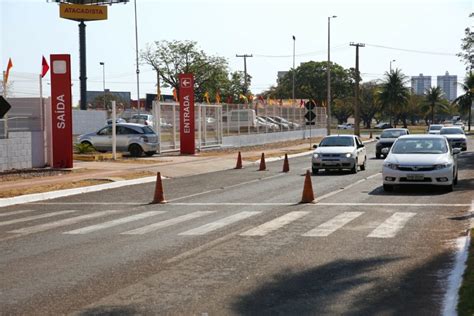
(179, 73, 195, 155)
(50, 54, 73, 168)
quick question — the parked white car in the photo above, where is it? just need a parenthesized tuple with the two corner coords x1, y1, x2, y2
(312, 135, 367, 174)
(439, 126, 467, 151)
(337, 123, 354, 130)
(427, 124, 444, 134)
(382, 135, 459, 192)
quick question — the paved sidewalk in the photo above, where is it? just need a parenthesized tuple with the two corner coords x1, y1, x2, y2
(0, 142, 318, 197)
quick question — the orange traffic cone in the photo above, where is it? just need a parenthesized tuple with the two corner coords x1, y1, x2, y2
(300, 170, 315, 203)
(259, 153, 266, 171)
(282, 153, 290, 172)
(151, 172, 167, 204)
(235, 151, 243, 169)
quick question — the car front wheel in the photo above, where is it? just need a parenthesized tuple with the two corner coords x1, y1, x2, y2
(350, 163, 358, 174)
(360, 157, 367, 171)
(312, 167, 319, 175)
(129, 144, 144, 157)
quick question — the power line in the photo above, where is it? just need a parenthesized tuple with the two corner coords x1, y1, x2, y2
(365, 43, 457, 56)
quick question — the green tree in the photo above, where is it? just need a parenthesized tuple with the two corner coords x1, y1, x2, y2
(423, 86, 446, 124)
(452, 72, 474, 130)
(405, 94, 424, 125)
(141, 40, 232, 101)
(332, 97, 354, 124)
(378, 69, 410, 126)
(359, 81, 381, 128)
(265, 61, 353, 106)
(457, 13, 474, 71)
(92, 93, 126, 111)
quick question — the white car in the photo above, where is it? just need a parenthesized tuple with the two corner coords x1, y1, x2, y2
(427, 124, 444, 134)
(440, 126, 467, 151)
(382, 135, 460, 192)
(312, 135, 367, 174)
(337, 123, 354, 130)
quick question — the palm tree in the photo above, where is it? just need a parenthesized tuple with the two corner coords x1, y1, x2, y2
(378, 69, 410, 126)
(452, 72, 474, 131)
(424, 86, 446, 124)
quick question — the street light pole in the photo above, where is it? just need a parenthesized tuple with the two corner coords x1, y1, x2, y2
(133, 0, 140, 111)
(292, 35, 296, 106)
(100, 62, 105, 110)
(390, 59, 396, 73)
(327, 15, 337, 136)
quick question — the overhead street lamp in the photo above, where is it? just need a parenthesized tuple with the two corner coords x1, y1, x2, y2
(99, 62, 105, 110)
(327, 15, 337, 136)
(390, 59, 396, 73)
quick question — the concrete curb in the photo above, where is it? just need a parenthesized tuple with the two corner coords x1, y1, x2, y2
(0, 176, 157, 208)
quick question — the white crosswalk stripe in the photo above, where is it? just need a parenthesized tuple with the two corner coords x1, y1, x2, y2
(302, 212, 364, 237)
(0, 210, 37, 217)
(64, 211, 166, 235)
(240, 211, 310, 236)
(9, 210, 118, 234)
(367, 212, 416, 238)
(179, 211, 261, 236)
(0, 211, 75, 227)
(122, 211, 215, 235)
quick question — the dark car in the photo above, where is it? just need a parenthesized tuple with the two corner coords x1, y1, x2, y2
(375, 128, 409, 158)
(375, 122, 393, 129)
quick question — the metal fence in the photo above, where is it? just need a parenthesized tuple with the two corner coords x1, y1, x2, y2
(0, 97, 45, 138)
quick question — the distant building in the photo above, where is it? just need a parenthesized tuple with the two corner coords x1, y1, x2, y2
(277, 71, 288, 83)
(437, 71, 457, 101)
(410, 74, 431, 95)
(145, 93, 175, 110)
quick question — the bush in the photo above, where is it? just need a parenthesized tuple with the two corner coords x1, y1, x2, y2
(74, 143, 95, 154)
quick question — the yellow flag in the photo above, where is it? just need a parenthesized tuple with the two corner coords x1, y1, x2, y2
(172, 88, 178, 101)
(239, 94, 248, 103)
(204, 91, 210, 104)
(215, 92, 221, 104)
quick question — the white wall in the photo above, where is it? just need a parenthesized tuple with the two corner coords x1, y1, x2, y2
(73, 110, 107, 135)
(222, 129, 326, 147)
(0, 132, 32, 172)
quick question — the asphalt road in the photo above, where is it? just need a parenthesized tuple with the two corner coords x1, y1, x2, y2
(1, 140, 473, 315)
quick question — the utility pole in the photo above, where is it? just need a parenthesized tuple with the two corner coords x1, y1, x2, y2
(134, 0, 141, 112)
(292, 36, 296, 106)
(350, 42, 365, 137)
(236, 54, 253, 95)
(327, 15, 337, 136)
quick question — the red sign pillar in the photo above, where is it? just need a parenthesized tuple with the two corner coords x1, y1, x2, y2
(50, 54, 73, 168)
(179, 73, 195, 154)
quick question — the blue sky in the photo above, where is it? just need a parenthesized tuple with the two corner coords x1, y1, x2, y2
(1, 0, 472, 105)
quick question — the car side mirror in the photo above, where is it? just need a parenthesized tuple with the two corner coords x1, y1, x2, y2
(358, 144, 365, 148)
(453, 148, 461, 155)
(313, 144, 318, 149)
(376, 136, 380, 140)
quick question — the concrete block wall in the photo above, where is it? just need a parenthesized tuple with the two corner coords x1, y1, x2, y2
(0, 132, 33, 172)
(73, 110, 107, 135)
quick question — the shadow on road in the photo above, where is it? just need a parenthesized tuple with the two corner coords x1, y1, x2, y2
(231, 253, 452, 315)
(368, 185, 451, 196)
(77, 305, 143, 316)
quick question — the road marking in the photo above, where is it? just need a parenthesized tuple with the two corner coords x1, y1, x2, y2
(9, 210, 119, 234)
(179, 211, 260, 236)
(167, 202, 470, 207)
(0, 211, 75, 227)
(168, 174, 285, 202)
(64, 211, 165, 235)
(313, 176, 375, 203)
(0, 209, 37, 217)
(367, 212, 416, 238)
(27, 202, 142, 205)
(302, 212, 364, 237)
(367, 173, 381, 180)
(170, 203, 294, 206)
(122, 211, 215, 235)
(240, 211, 310, 236)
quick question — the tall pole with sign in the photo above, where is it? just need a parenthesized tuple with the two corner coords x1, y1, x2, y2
(179, 74, 195, 155)
(305, 100, 316, 148)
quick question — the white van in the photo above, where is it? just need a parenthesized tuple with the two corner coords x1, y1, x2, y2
(223, 109, 257, 132)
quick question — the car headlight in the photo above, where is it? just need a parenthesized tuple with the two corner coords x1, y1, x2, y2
(434, 163, 452, 170)
(345, 153, 352, 158)
(383, 162, 398, 170)
(313, 153, 319, 159)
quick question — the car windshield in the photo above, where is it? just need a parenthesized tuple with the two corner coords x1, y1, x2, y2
(319, 137, 354, 147)
(380, 130, 406, 138)
(391, 138, 448, 154)
(440, 128, 464, 135)
(429, 125, 443, 131)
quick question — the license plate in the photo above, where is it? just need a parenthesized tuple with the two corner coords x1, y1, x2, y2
(407, 174, 424, 181)
(324, 161, 338, 165)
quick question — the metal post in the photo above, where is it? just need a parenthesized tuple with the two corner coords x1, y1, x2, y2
(172, 103, 177, 148)
(390, 59, 396, 73)
(111, 101, 117, 160)
(236, 54, 253, 95)
(327, 16, 337, 136)
(79, 21, 87, 110)
(2, 71, 8, 139)
(350, 42, 365, 137)
(292, 35, 296, 116)
(198, 104, 202, 150)
(133, 0, 141, 112)
(100, 62, 105, 110)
